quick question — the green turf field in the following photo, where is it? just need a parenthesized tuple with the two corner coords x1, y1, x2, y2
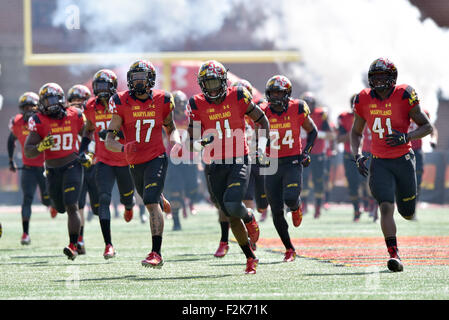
(1, 203, 449, 300)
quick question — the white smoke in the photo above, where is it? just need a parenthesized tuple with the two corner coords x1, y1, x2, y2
(51, 0, 449, 122)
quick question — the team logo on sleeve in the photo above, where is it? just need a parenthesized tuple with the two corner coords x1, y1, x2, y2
(108, 98, 117, 114)
(27, 117, 36, 131)
(408, 89, 419, 106)
(186, 103, 195, 119)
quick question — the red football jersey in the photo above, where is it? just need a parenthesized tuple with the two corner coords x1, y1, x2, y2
(409, 109, 430, 150)
(187, 86, 251, 161)
(337, 111, 354, 153)
(354, 84, 419, 159)
(84, 97, 128, 167)
(260, 99, 309, 158)
(27, 107, 85, 160)
(109, 90, 174, 165)
(9, 114, 45, 167)
(309, 107, 329, 155)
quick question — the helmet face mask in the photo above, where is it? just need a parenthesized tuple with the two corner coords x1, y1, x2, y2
(92, 69, 118, 100)
(38, 83, 66, 119)
(265, 75, 292, 110)
(127, 60, 156, 96)
(368, 58, 397, 93)
(18, 92, 39, 121)
(197, 60, 228, 101)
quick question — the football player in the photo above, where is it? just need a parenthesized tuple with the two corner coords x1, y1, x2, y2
(337, 94, 363, 221)
(300, 92, 334, 219)
(231, 80, 269, 222)
(261, 75, 317, 262)
(8, 92, 52, 245)
(186, 60, 270, 274)
(67, 84, 96, 254)
(164, 90, 198, 231)
(350, 57, 433, 272)
(80, 69, 136, 259)
(105, 60, 180, 268)
(24, 83, 86, 260)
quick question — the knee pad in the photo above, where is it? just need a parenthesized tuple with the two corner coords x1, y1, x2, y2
(397, 197, 416, 219)
(284, 197, 299, 210)
(223, 201, 247, 219)
(120, 190, 135, 207)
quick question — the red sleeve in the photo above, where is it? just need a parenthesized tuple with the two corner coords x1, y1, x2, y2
(353, 92, 365, 120)
(162, 91, 175, 120)
(27, 115, 47, 138)
(237, 87, 252, 117)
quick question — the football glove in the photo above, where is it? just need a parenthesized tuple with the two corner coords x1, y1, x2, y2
(353, 154, 368, 177)
(299, 152, 311, 168)
(385, 129, 408, 147)
(78, 152, 93, 168)
(192, 135, 214, 152)
(37, 135, 55, 152)
(8, 159, 16, 172)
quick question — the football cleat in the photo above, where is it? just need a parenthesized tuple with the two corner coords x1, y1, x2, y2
(141, 251, 164, 268)
(21, 233, 31, 245)
(124, 208, 133, 222)
(284, 248, 296, 262)
(76, 241, 86, 255)
(63, 244, 78, 261)
(387, 246, 404, 272)
(245, 257, 259, 274)
(214, 241, 229, 258)
(291, 207, 303, 227)
(353, 211, 362, 222)
(50, 207, 58, 218)
(245, 211, 260, 244)
(103, 244, 116, 260)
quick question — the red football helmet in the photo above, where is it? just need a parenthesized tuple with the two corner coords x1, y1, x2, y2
(127, 60, 156, 95)
(38, 83, 66, 119)
(265, 75, 292, 110)
(231, 79, 253, 95)
(197, 60, 228, 101)
(18, 92, 39, 121)
(92, 69, 118, 100)
(368, 57, 397, 92)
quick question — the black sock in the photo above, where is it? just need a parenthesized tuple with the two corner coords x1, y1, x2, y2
(240, 243, 255, 259)
(100, 219, 112, 245)
(69, 234, 78, 245)
(152, 236, 162, 256)
(79, 226, 84, 238)
(22, 220, 29, 234)
(352, 201, 360, 212)
(385, 236, 397, 248)
(172, 210, 181, 228)
(220, 222, 229, 242)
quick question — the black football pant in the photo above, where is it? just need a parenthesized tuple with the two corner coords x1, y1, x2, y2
(130, 154, 168, 205)
(343, 152, 362, 211)
(369, 151, 417, 218)
(207, 159, 251, 219)
(96, 162, 135, 220)
(20, 165, 51, 219)
(302, 153, 325, 205)
(79, 163, 99, 215)
(413, 148, 424, 200)
(46, 160, 83, 213)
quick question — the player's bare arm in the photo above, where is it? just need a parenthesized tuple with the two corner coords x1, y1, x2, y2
(407, 105, 434, 141)
(24, 131, 43, 159)
(350, 113, 366, 157)
(301, 116, 318, 154)
(105, 114, 124, 153)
